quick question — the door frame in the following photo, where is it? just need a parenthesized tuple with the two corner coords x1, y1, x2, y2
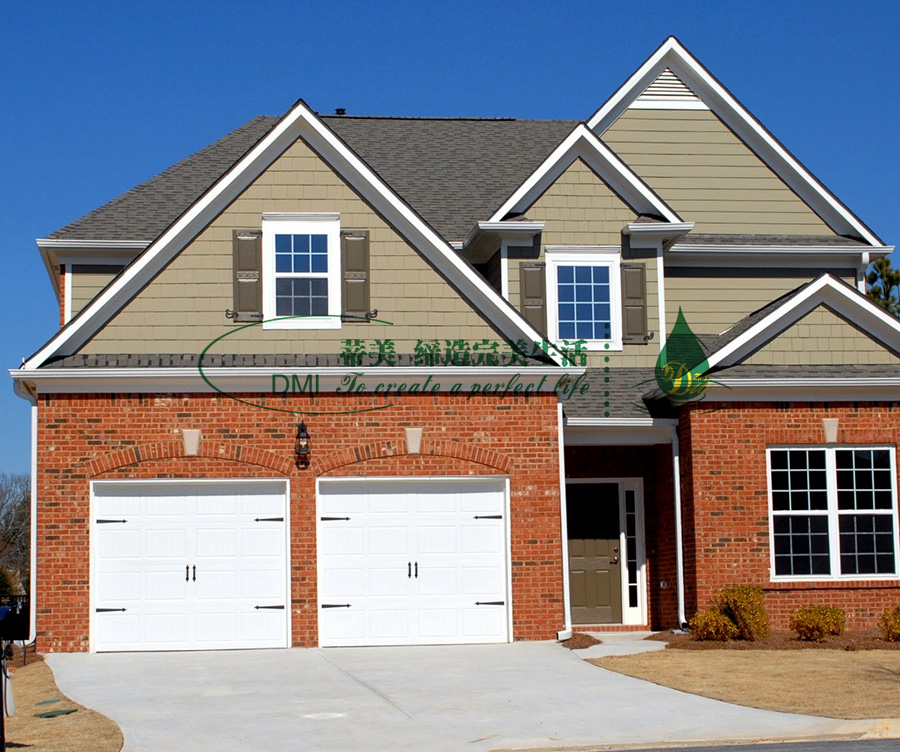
(564, 478, 646, 626)
(89, 478, 292, 653)
(315, 475, 512, 646)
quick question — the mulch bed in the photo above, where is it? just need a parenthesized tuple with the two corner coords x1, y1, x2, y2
(560, 633, 602, 650)
(649, 629, 900, 650)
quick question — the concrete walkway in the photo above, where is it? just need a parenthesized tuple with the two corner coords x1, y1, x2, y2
(47, 642, 879, 752)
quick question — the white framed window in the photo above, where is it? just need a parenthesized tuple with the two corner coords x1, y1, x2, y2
(261, 213, 341, 330)
(767, 446, 899, 580)
(545, 247, 621, 350)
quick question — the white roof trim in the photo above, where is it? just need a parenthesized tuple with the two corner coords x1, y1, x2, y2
(487, 123, 682, 225)
(25, 100, 566, 369)
(587, 37, 883, 246)
(707, 274, 900, 369)
(565, 417, 678, 427)
(36, 239, 151, 249)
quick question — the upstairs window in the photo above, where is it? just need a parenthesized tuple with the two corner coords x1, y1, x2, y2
(262, 213, 341, 329)
(768, 447, 898, 579)
(545, 248, 622, 350)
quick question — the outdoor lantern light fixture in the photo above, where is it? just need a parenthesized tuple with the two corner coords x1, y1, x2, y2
(295, 421, 311, 466)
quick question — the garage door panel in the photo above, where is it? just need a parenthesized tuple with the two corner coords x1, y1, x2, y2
(318, 479, 509, 647)
(92, 482, 288, 652)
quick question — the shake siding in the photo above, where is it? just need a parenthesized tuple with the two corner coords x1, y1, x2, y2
(603, 110, 835, 235)
(663, 271, 855, 335)
(508, 159, 658, 367)
(70, 267, 119, 317)
(81, 136, 501, 355)
(743, 306, 899, 366)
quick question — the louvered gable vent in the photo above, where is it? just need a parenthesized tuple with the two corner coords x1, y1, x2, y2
(630, 68, 708, 110)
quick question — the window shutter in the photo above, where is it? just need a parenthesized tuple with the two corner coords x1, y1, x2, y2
(520, 262, 546, 336)
(232, 229, 262, 322)
(341, 230, 370, 321)
(621, 263, 647, 344)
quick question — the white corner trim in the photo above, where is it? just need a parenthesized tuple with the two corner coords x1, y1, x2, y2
(656, 247, 666, 351)
(708, 275, 900, 369)
(25, 101, 563, 369)
(488, 123, 682, 225)
(556, 402, 572, 641)
(588, 37, 883, 246)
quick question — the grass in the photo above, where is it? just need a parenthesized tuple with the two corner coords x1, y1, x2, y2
(5, 649, 122, 751)
(591, 648, 900, 719)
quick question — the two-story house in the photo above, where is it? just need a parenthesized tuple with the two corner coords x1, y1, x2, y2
(12, 37, 900, 652)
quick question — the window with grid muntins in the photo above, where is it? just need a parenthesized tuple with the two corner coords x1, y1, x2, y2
(556, 265, 611, 341)
(769, 447, 898, 579)
(274, 234, 329, 316)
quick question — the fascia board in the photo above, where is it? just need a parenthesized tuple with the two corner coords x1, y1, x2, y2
(704, 381, 900, 402)
(488, 124, 682, 225)
(707, 275, 900, 369)
(10, 365, 584, 395)
(26, 100, 566, 369)
(588, 37, 883, 246)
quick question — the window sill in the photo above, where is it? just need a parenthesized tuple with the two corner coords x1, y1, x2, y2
(766, 579, 900, 590)
(262, 316, 342, 331)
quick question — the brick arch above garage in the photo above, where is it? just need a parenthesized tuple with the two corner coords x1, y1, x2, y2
(87, 441, 294, 478)
(313, 439, 514, 476)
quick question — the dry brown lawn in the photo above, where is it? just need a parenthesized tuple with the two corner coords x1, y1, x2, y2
(591, 649, 900, 719)
(5, 656, 122, 751)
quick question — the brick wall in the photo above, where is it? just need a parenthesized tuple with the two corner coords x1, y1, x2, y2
(36, 390, 563, 651)
(681, 401, 900, 630)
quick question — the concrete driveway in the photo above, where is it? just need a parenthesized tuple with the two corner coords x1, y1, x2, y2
(46, 642, 874, 752)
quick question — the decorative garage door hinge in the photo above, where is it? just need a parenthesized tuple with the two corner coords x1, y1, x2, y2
(474, 601, 505, 606)
(320, 516, 351, 521)
(95, 608, 127, 613)
(254, 517, 284, 522)
(321, 603, 352, 609)
(473, 515, 502, 519)
(254, 605, 285, 610)
(96, 519, 128, 524)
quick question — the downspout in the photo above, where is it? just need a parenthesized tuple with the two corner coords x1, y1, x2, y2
(556, 402, 572, 640)
(670, 424, 687, 629)
(13, 379, 38, 644)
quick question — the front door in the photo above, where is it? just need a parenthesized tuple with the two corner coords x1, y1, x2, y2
(567, 482, 621, 624)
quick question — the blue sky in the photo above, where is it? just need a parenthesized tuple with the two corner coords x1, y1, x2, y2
(2, 0, 898, 473)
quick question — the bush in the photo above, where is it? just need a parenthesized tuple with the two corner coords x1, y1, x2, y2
(713, 585, 770, 641)
(789, 606, 845, 641)
(689, 608, 740, 641)
(880, 606, 900, 642)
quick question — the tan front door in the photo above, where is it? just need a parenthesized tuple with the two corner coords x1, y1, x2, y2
(567, 482, 621, 624)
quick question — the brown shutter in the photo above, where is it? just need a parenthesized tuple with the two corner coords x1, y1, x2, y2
(341, 230, 370, 321)
(520, 262, 546, 336)
(232, 229, 262, 322)
(621, 263, 648, 344)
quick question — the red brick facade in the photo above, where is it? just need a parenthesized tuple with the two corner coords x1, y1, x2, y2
(36, 390, 564, 652)
(680, 401, 900, 630)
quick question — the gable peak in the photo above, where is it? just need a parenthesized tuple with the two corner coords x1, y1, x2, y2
(631, 67, 708, 111)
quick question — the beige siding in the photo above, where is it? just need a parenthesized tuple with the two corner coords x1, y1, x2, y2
(664, 270, 856, 335)
(603, 110, 836, 235)
(744, 306, 899, 366)
(83, 137, 501, 355)
(508, 158, 659, 368)
(70, 266, 120, 317)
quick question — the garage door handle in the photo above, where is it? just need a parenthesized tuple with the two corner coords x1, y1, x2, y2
(321, 604, 351, 609)
(408, 562, 411, 578)
(475, 601, 505, 606)
(96, 519, 128, 524)
(414, 562, 418, 578)
(474, 515, 502, 519)
(320, 516, 350, 521)
(192, 565, 197, 582)
(254, 605, 285, 610)
(186, 565, 190, 582)
(96, 608, 127, 613)
(255, 517, 284, 522)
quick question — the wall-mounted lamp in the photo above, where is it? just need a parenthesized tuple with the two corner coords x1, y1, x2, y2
(295, 421, 311, 466)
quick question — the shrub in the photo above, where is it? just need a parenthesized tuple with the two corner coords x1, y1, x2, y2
(713, 585, 769, 641)
(880, 606, 900, 643)
(689, 609, 740, 641)
(789, 606, 845, 642)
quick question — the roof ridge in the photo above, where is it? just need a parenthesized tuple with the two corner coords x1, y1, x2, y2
(320, 114, 579, 123)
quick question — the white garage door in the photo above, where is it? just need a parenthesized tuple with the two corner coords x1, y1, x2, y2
(318, 478, 509, 647)
(92, 481, 289, 652)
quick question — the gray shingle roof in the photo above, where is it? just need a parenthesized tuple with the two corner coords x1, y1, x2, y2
(48, 114, 577, 243)
(562, 367, 660, 419)
(676, 234, 869, 247)
(713, 363, 899, 379)
(49, 117, 279, 241)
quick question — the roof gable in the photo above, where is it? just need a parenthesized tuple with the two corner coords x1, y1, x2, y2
(707, 275, 900, 370)
(588, 37, 883, 245)
(25, 100, 565, 369)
